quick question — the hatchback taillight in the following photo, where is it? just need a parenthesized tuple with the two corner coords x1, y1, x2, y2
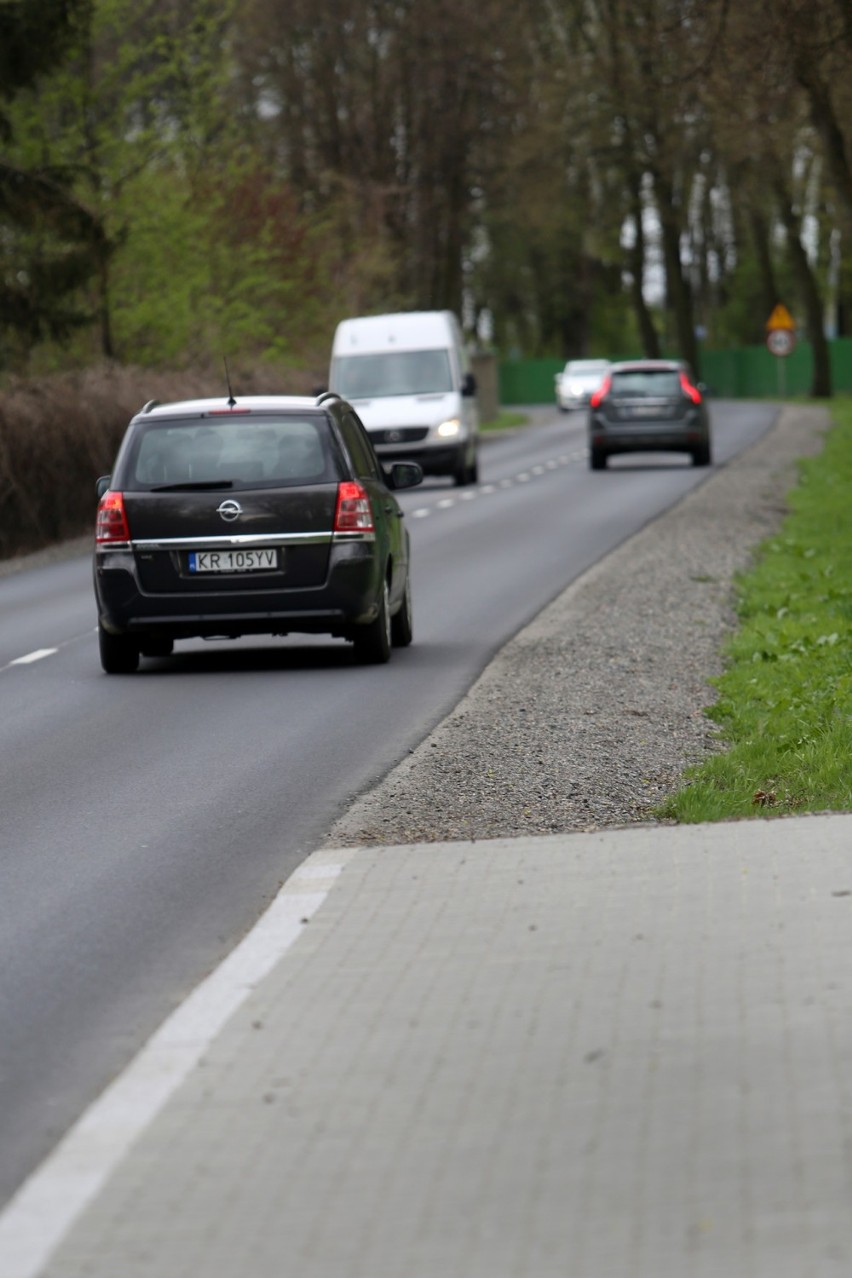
(679, 371, 702, 404)
(334, 480, 374, 532)
(590, 374, 612, 409)
(96, 491, 131, 543)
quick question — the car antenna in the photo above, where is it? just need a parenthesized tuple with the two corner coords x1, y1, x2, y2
(223, 356, 237, 408)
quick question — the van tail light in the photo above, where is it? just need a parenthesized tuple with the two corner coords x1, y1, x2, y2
(334, 480, 374, 532)
(679, 371, 702, 404)
(96, 491, 131, 542)
(590, 374, 612, 409)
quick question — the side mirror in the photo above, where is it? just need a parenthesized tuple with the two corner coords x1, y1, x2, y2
(96, 475, 111, 499)
(385, 461, 423, 490)
(461, 371, 477, 397)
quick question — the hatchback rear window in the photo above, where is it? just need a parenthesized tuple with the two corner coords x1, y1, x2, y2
(610, 371, 681, 398)
(127, 416, 337, 489)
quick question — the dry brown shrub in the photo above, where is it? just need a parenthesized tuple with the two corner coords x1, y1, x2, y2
(0, 361, 317, 560)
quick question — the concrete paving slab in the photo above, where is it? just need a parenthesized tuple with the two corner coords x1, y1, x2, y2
(6, 814, 852, 1277)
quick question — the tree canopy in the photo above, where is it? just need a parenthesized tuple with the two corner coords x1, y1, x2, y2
(2, 0, 850, 394)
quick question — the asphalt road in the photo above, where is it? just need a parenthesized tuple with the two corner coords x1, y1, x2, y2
(0, 399, 778, 1206)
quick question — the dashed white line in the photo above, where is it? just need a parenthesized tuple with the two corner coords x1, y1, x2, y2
(11, 649, 57, 665)
(3, 648, 59, 673)
(404, 448, 585, 517)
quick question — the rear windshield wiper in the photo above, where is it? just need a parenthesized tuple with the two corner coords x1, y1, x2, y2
(148, 480, 235, 492)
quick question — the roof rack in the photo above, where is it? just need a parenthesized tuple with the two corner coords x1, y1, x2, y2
(141, 400, 160, 413)
(315, 391, 341, 405)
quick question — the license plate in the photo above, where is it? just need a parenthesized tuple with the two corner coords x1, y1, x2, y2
(188, 548, 278, 573)
(629, 404, 661, 418)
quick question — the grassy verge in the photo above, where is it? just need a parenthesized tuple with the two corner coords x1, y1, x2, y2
(481, 410, 528, 433)
(658, 397, 852, 822)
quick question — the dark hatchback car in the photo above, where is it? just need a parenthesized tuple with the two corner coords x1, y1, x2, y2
(94, 393, 423, 673)
(588, 360, 712, 470)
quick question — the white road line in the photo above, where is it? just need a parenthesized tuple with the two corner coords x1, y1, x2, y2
(0, 850, 356, 1278)
(412, 508, 431, 518)
(9, 649, 57, 666)
(437, 498, 455, 509)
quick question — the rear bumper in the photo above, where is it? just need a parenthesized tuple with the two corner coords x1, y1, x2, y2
(590, 415, 708, 455)
(95, 540, 384, 639)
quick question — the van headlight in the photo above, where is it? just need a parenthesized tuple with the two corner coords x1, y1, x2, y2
(435, 417, 462, 439)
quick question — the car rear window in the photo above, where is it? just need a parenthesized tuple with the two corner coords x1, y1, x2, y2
(610, 370, 680, 398)
(126, 416, 338, 489)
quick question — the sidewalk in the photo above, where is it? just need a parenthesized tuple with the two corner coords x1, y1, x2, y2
(3, 813, 852, 1277)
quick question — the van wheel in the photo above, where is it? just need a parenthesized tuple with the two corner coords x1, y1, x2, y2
(453, 451, 472, 486)
(391, 574, 413, 647)
(99, 624, 140, 674)
(590, 448, 607, 471)
(353, 581, 392, 663)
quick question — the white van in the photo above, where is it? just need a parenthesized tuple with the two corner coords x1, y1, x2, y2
(329, 311, 479, 485)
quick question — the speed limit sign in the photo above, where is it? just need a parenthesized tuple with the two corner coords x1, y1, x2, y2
(767, 328, 796, 357)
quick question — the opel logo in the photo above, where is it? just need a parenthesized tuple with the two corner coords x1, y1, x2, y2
(216, 499, 242, 523)
(387, 429, 402, 443)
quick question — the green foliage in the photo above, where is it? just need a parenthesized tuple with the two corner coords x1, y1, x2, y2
(659, 397, 852, 821)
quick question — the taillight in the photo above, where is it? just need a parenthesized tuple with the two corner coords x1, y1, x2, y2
(96, 491, 131, 543)
(679, 371, 702, 404)
(590, 374, 612, 409)
(334, 480, 373, 532)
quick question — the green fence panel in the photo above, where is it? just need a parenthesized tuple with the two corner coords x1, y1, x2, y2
(499, 359, 564, 405)
(500, 338, 852, 403)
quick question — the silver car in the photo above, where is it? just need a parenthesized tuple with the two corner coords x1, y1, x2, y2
(555, 359, 611, 412)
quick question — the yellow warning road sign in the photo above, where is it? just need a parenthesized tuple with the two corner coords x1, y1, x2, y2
(766, 303, 795, 331)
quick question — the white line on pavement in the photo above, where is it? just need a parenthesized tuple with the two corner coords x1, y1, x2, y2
(9, 649, 58, 667)
(0, 850, 356, 1278)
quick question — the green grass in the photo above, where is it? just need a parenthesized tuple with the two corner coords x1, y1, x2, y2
(481, 410, 528, 433)
(658, 397, 852, 823)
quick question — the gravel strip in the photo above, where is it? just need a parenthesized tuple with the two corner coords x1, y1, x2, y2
(324, 405, 829, 846)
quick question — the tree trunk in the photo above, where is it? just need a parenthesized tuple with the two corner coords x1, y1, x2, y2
(773, 177, 832, 397)
(748, 208, 781, 326)
(627, 177, 661, 358)
(795, 58, 852, 230)
(654, 170, 699, 376)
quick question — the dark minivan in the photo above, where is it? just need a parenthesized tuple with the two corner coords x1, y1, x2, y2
(94, 393, 422, 672)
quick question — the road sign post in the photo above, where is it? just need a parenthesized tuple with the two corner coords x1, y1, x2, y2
(765, 304, 796, 398)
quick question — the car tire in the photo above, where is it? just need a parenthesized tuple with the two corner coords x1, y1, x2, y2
(590, 447, 607, 471)
(353, 580, 392, 664)
(692, 441, 712, 466)
(98, 624, 140, 674)
(391, 573, 414, 647)
(466, 455, 479, 485)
